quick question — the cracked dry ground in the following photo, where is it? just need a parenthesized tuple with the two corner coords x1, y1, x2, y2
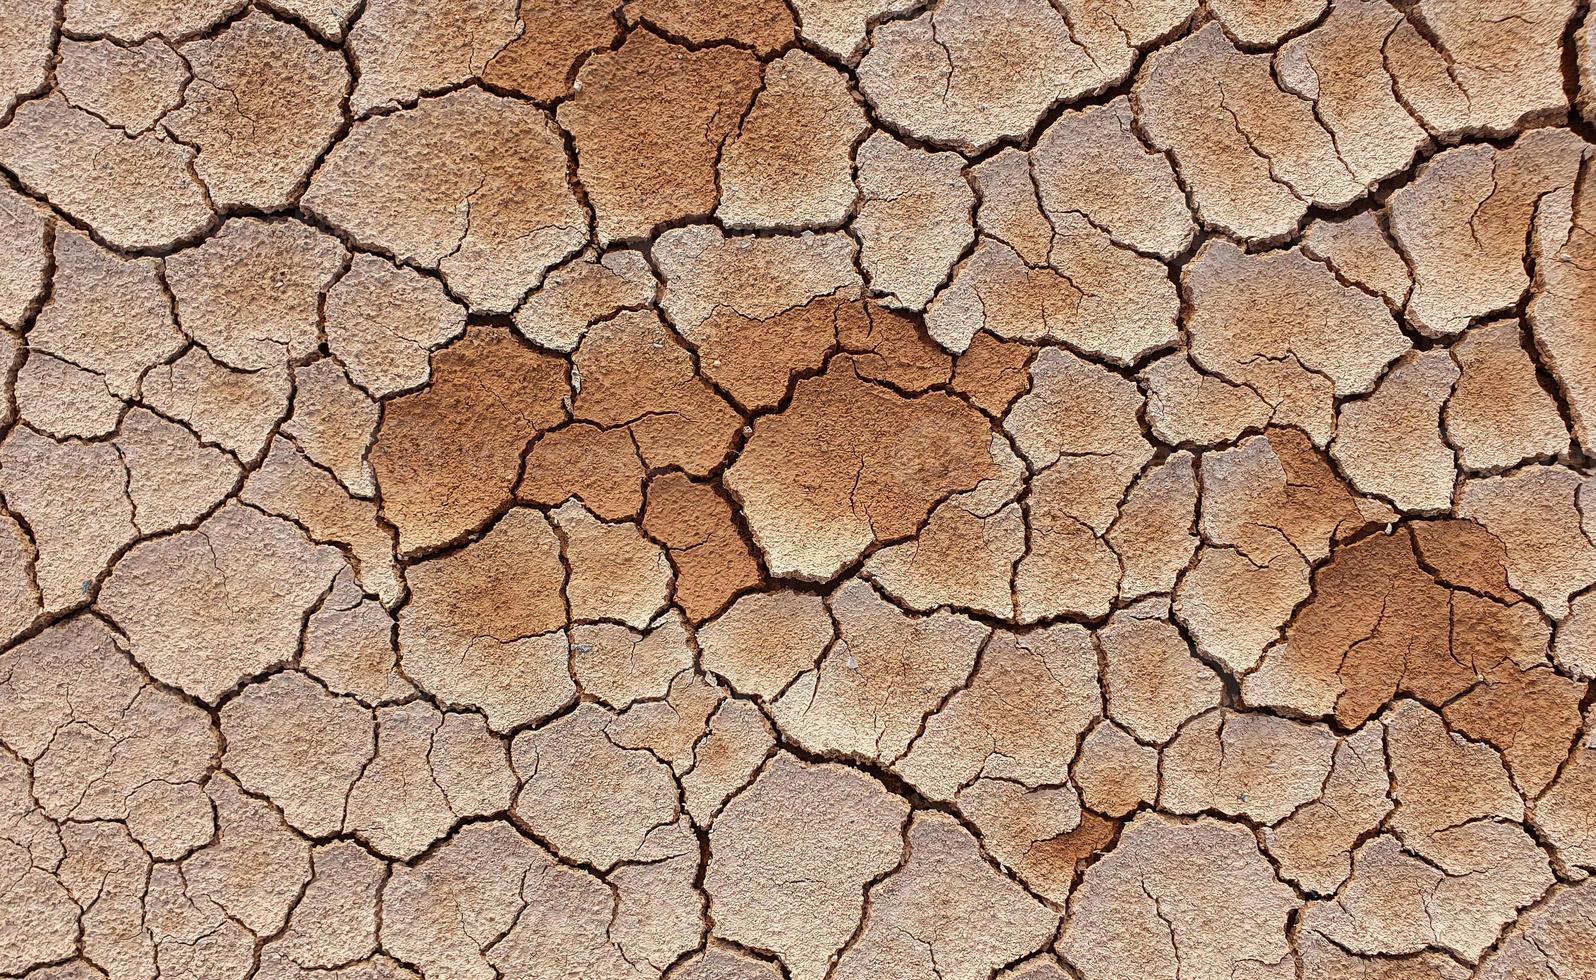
(7, 2, 1596, 980)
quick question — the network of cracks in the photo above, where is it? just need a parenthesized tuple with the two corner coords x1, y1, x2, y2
(1, 0, 1596, 978)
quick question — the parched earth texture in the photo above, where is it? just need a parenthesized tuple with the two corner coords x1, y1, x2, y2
(3, 0, 1596, 978)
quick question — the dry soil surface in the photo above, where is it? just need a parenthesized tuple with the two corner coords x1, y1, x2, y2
(1, 1, 1596, 979)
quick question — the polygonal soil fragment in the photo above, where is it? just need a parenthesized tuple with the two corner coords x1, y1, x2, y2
(725, 358, 1011, 581)
(56, 37, 186, 135)
(1331, 348, 1459, 513)
(14, 351, 122, 439)
(558, 30, 761, 242)
(302, 570, 413, 704)
(481, 0, 621, 102)
(643, 473, 763, 622)
(305, 88, 586, 313)
(1160, 709, 1338, 823)
(1538, 741, 1596, 870)
(570, 613, 694, 709)
(1529, 153, 1596, 450)
(926, 224, 1180, 361)
(1458, 465, 1596, 618)
(707, 753, 910, 980)
(681, 697, 776, 823)
(607, 669, 726, 772)
(864, 449, 1025, 619)
(1477, 882, 1596, 979)
(165, 12, 348, 210)
(1074, 720, 1159, 817)
(671, 944, 785, 980)
(1555, 591, 1596, 678)
(896, 623, 1098, 800)
(141, 347, 292, 462)
(1175, 428, 1387, 672)
(1059, 813, 1298, 980)
(1446, 320, 1569, 471)
(1390, 129, 1585, 336)
(1391, 0, 1576, 138)
(347, 0, 520, 114)
(1445, 662, 1584, 797)
(324, 253, 466, 398)
(0, 184, 48, 330)
(398, 508, 572, 731)
(1262, 723, 1391, 894)
(553, 499, 672, 628)
(571, 308, 742, 474)
(698, 589, 833, 700)
(1110, 454, 1201, 601)
(653, 224, 860, 410)
(0, 0, 54, 120)
(1186, 239, 1409, 445)
(834, 812, 1057, 980)
(380, 821, 629, 980)
(0, 616, 218, 858)
(718, 51, 867, 230)
(511, 702, 681, 869)
(28, 229, 181, 399)
(1140, 353, 1274, 448)
(1273, 0, 1430, 187)
(98, 502, 342, 702)
(853, 132, 974, 311)
(346, 702, 515, 859)
(181, 774, 313, 939)
(1099, 614, 1222, 745)
(281, 359, 380, 499)
(220, 671, 374, 837)
(114, 407, 237, 536)
(0, 93, 212, 250)
(1208, 0, 1325, 47)
(1006, 343, 1151, 476)
(1390, 698, 1530, 848)
(1135, 23, 1360, 242)
(842, 311, 961, 394)
(515, 250, 654, 354)
(0, 428, 134, 612)
(371, 325, 567, 555)
(1031, 97, 1195, 260)
(1301, 211, 1413, 308)
(858, 0, 1191, 153)
(606, 824, 706, 974)
(970, 149, 1053, 265)
(772, 578, 986, 762)
(266, 841, 386, 970)
(519, 423, 645, 521)
(604, 843, 704, 976)
(1245, 525, 1548, 726)
(166, 218, 346, 372)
